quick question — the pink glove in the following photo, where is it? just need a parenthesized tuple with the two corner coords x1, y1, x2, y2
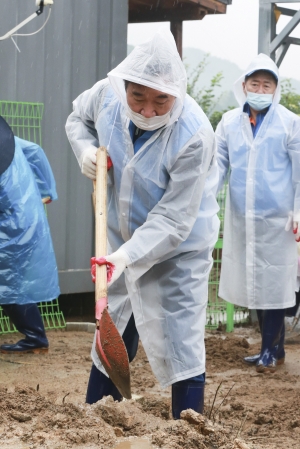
(91, 248, 130, 287)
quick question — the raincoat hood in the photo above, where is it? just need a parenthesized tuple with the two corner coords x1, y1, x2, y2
(233, 53, 281, 107)
(108, 29, 187, 126)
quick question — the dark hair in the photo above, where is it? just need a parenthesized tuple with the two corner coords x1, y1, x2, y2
(245, 70, 278, 85)
(124, 80, 130, 91)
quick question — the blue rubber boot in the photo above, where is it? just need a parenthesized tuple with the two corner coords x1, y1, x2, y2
(243, 309, 263, 365)
(86, 313, 139, 404)
(256, 309, 285, 373)
(172, 373, 205, 419)
(0, 303, 48, 354)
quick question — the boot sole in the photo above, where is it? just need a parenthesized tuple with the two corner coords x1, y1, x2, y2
(243, 357, 285, 366)
(255, 358, 285, 374)
(256, 365, 276, 373)
(0, 347, 48, 354)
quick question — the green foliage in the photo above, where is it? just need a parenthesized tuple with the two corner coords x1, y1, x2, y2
(186, 55, 233, 130)
(280, 79, 300, 115)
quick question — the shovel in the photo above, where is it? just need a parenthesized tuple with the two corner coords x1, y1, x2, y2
(93, 146, 131, 399)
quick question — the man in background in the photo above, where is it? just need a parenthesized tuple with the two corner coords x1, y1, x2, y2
(216, 54, 300, 373)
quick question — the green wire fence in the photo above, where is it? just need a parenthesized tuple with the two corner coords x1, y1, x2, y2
(207, 183, 250, 331)
(0, 101, 65, 334)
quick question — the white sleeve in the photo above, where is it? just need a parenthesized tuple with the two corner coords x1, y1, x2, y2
(287, 116, 300, 220)
(65, 79, 108, 166)
(215, 117, 230, 194)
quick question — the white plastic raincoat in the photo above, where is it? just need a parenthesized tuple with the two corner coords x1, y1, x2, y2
(66, 30, 219, 387)
(216, 54, 300, 310)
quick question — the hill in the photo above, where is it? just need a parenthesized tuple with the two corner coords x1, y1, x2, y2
(128, 44, 300, 112)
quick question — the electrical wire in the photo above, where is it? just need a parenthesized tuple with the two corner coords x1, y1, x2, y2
(12, 7, 52, 37)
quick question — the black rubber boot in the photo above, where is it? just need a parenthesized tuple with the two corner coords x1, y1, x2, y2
(86, 314, 139, 404)
(256, 309, 285, 373)
(172, 373, 205, 419)
(0, 303, 48, 354)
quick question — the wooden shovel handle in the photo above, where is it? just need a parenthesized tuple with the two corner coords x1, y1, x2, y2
(95, 146, 108, 301)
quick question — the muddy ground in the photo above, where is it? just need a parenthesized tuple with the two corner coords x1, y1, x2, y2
(0, 324, 299, 449)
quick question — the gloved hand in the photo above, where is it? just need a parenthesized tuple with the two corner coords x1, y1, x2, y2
(293, 211, 300, 242)
(105, 248, 131, 286)
(80, 146, 97, 180)
(80, 147, 113, 180)
(91, 248, 131, 287)
(285, 212, 300, 242)
(293, 221, 300, 242)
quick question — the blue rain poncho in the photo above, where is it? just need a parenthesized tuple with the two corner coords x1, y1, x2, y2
(0, 123, 60, 305)
(216, 54, 300, 310)
(66, 30, 220, 387)
(17, 137, 58, 202)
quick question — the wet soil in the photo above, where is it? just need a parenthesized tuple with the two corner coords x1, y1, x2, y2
(0, 327, 299, 448)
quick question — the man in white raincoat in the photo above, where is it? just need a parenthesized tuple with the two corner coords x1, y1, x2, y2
(66, 30, 219, 418)
(216, 54, 300, 373)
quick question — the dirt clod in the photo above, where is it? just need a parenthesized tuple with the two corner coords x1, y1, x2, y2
(0, 328, 299, 448)
(10, 411, 32, 422)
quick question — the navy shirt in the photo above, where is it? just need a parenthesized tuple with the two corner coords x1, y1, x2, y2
(129, 121, 156, 154)
(243, 103, 270, 138)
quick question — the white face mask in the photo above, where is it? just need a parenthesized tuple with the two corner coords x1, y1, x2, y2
(246, 91, 273, 111)
(126, 108, 171, 131)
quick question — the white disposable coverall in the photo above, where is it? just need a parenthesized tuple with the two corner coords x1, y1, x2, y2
(216, 54, 300, 310)
(66, 30, 219, 387)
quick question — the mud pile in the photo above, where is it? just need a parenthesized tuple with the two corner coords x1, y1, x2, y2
(205, 334, 260, 372)
(0, 385, 254, 449)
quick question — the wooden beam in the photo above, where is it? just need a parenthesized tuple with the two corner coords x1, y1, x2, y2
(179, 0, 226, 14)
(129, 6, 207, 23)
(170, 20, 183, 58)
(191, 0, 226, 14)
(128, 0, 226, 23)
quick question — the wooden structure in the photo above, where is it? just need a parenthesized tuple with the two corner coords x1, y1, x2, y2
(129, 0, 232, 57)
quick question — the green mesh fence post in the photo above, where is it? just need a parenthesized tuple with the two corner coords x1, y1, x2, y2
(207, 181, 250, 330)
(226, 302, 234, 333)
(0, 101, 65, 334)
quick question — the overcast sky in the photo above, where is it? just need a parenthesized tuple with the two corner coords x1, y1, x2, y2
(128, 1, 300, 81)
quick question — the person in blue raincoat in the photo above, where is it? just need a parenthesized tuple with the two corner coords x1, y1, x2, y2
(216, 54, 300, 373)
(0, 116, 60, 354)
(66, 29, 220, 418)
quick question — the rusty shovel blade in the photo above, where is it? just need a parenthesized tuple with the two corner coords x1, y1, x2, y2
(95, 308, 131, 399)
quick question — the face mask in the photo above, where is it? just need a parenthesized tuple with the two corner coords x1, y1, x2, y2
(246, 91, 273, 111)
(126, 108, 171, 131)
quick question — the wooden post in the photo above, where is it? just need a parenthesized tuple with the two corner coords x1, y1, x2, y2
(170, 20, 183, 59)
(95, 147, 108, 302)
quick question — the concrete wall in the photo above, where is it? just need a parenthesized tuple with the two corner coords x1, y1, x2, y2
(0, 0, 128, 294)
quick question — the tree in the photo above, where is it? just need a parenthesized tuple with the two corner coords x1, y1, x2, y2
(186, 55, 233, 130)
(280, 79, 300, 115)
